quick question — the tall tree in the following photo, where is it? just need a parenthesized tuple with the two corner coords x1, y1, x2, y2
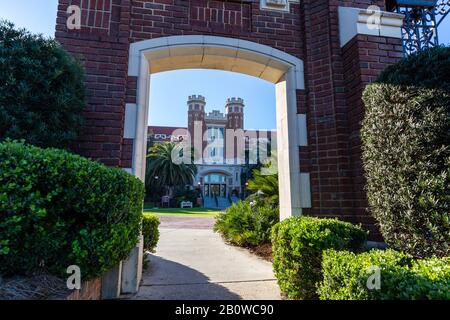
(0, 21, 85, 149)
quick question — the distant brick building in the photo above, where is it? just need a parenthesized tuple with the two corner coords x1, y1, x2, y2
(148, 95, 275, 198)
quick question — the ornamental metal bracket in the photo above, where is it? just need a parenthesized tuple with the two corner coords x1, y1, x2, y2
(388, 0, 450, 55)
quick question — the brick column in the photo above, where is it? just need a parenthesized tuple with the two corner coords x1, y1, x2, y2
(56, 0, 132, 167)
(301, 1, 404, 237)
(342, 34, 403, 236)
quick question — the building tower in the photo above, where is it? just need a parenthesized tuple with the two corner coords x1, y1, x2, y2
(226, 97, 244, 130)
(187, 94, 206, 148)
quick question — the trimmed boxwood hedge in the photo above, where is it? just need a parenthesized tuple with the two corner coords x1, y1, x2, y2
(271, 216, 367, 300)
(0, 141, 145, 280)
(362, 83, 450, 258)
(142, 214, 160, 253)
(362, 46, 450, 258)
(318, 249, 450, 300)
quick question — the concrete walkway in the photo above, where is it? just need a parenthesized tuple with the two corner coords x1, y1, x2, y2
(132, 217, 281, 300)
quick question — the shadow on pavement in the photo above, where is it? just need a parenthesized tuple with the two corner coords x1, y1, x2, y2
(136, 255, 242, 300)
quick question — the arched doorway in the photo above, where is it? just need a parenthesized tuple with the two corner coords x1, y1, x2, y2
(203, 172, 228, 197)
(126, 35, 310, 220)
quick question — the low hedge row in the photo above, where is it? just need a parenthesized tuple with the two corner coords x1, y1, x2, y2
(271, 216, 367, 300)
(214, 200, 279, 247)
(0, 141, 145, 280)
(142, 214, 160, 253)
(318, 249, 450, 300)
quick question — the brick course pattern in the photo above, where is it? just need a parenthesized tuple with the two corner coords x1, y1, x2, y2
(55, 0, 404, 237)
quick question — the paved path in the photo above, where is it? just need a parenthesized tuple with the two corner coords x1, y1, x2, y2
(133, 216, 280, 300)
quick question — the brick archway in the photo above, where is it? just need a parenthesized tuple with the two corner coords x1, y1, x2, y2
(125, 35, 308, 218)
(55, 0, 405, 297)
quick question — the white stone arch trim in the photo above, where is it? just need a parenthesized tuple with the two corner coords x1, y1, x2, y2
(122, 35, 311, 295)
(128, 35, 305, 89)
(128, 35, 310, 216)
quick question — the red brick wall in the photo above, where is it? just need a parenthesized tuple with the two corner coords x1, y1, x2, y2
(342, 34, 403, 236)
(55, 0, 404, 237)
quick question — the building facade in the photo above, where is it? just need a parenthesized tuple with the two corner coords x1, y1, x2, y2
(148, 95, 275, 199)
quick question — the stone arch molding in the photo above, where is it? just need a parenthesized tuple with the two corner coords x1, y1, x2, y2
(128, 35, 305, 89)
(126, 35, 310, 223)
(199, 168, 233, 178)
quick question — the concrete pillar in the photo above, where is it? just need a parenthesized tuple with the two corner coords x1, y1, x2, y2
(101, 262, 122, 299)
(121, 235, 144, 294)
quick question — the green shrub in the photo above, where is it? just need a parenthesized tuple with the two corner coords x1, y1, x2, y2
(0, 141, 144, 280)
(362, 83, 450, 258)
(318, 249, 450, 300)
(214, 201, 279, 247)
(271, 216, 367, 300)
(142, 214, 160, 253)
(363, 47, 450, 258)
(0, 20, 85, 148)
(377, 46, 450, 92)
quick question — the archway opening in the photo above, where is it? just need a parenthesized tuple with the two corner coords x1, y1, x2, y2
(128, 36, 309, 219)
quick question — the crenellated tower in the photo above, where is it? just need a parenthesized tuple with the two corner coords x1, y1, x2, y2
(187, 94, 206, 150)
(225, 97, 244, 130)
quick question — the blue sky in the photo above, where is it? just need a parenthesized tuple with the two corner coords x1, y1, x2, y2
(1, 0, 449, 129)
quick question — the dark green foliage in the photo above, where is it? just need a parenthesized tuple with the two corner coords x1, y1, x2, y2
(0, 20, 85, 148)
(142, 214, 160, 253)
(271, 216, 367, 300)
(174, 188, 200, 207)
(246, 167, 279, 207)
(214, 201, 279, 247)
(0, 141, 144, 280)
(377, 46, 450, 92)
(318, 249, 450, 300)
(146, 142, 197, 193)
(362, 83, 450, 258)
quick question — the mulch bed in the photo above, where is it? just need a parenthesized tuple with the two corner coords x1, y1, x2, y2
(0, 273, 69, 300)
(249, 243, 273, 262)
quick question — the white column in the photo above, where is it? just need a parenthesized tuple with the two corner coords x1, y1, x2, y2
(121, 54, 149, 295)
(132, 54, 150, 181)
(276, 67, 302, 220)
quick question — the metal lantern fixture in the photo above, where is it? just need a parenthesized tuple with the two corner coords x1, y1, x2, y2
(387, 0, 450, 55)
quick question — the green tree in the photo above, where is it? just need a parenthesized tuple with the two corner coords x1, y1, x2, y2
(146, 142, 197, 195)
(0, 20, 85, 149)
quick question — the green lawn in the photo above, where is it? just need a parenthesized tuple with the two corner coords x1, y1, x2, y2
(144, 207, 222, 217)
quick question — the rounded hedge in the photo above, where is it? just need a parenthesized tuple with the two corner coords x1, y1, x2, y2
(214, 201, 279, 247)
(0, 141, 144, 280)
(142, 214, 160, 253)
(271, 216, 367, 300)
(318, 249, 450, 300)
(377, 46, 450, 92)
(362, 82, 449, 258)
(0, 20, 85, 148)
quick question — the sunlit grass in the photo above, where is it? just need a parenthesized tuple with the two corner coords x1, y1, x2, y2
(143, 207, 222, 217)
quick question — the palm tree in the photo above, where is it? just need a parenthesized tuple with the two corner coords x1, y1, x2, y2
(246, 155, 279, 206)
(146, 142, 197, 196)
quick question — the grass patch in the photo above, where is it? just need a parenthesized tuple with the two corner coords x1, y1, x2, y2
(144, 207, 221, 217)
